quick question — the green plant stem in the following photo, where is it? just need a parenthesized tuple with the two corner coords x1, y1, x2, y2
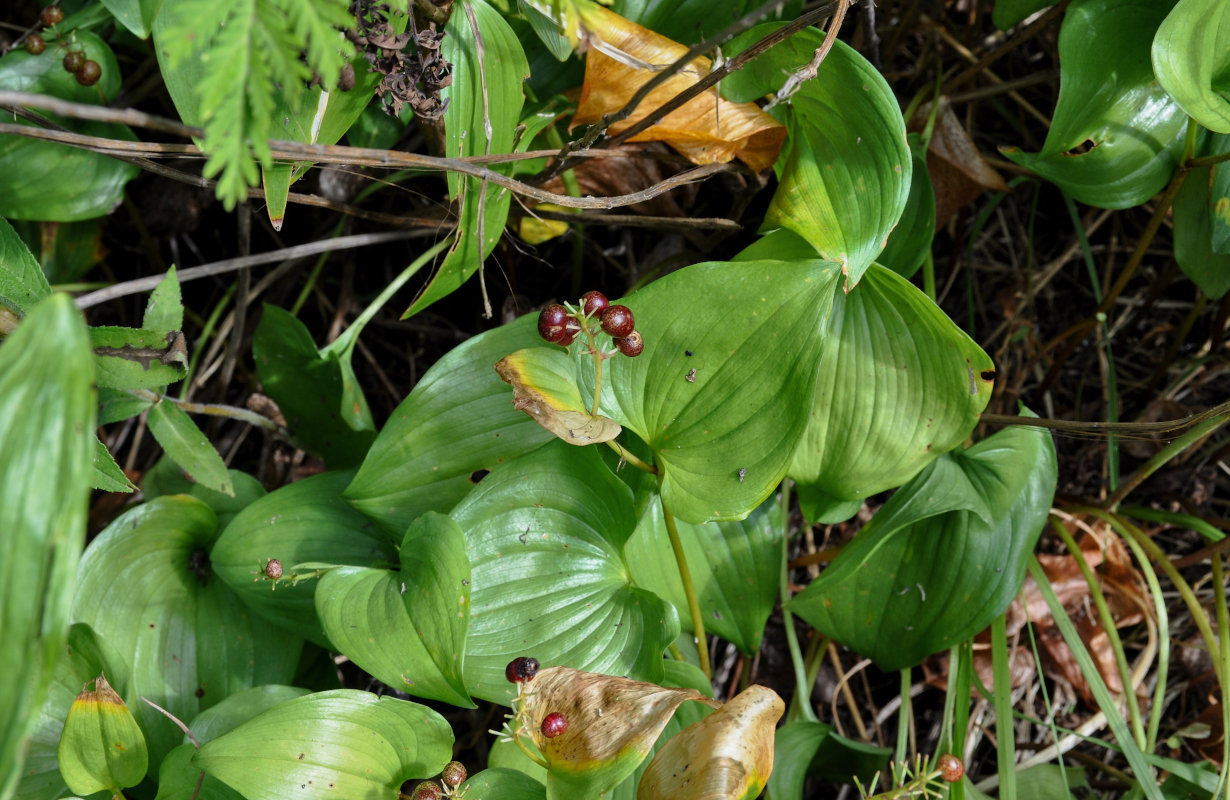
(132, 389, 285, 434)
(895, 668, 911, 764)
(513, 732, 550, 770)
(779, 481, 818, 724)
(605, 439, 657, 473)
(1213, 553, 1230, 799)
(1119, 530, 1168, 753)
(590, 351, 604, 418)
(1103, 410, 1229, 509)
(659, 492, 711, 679)
(1048, 519, 1145, 748)
(991, 612, 1015, 800)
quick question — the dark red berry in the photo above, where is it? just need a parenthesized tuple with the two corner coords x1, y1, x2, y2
(264, 559, 283, 580)
(505, 656, 539, 683)
(25, 34, 46, 55)
(409, 781, 442, 800)
(541, 712, 567, 738)
(580, 290, 608, 318)
(937, 754, 964, 783)
(40, 4, 64, 26)
(600, 305, 635, 338)
(440, 761, 466, 788)
(537, 304, 570, 343)
(614, 330, 643, 357)
(75, 60, 100, 86)
(62, 51, 84, 74)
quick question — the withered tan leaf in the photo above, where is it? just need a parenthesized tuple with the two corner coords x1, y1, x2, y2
(495, 350, 622, 445)
(570, 5, 785, 172)
(637, 684, 784, 800)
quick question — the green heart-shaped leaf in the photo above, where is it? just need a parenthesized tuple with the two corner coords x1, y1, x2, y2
(188, 686, 313, 744)
(193, 690, 453, 800)
(1000, 0, 1187, 209)
(787, 264, 994, 522)
(450, 441, 679, 703)
(1152, 0, 1230, 134)
(624, 496, 782, 655)
(316, 566, 474, 706)
(211, 470, 397, 648)
(405, 0, 528, 316)
(72, 496, 304, 768)
(577, 258, 841, 524)
(0, 293, 95, 797)
(722, 31, 911, 288)
(154, 743, 246, 800)
(344, 315, 554, 538)
(787, 420, 1057, 670)
(401, 512, 472, 698)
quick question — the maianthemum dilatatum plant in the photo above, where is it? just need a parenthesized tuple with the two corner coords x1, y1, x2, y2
(3, 0, 1229, 797)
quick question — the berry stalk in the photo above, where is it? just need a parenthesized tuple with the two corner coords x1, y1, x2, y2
(660, 487, 711, 679)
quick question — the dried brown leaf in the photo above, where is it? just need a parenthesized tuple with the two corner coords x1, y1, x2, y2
(909, 97, 1008, 228)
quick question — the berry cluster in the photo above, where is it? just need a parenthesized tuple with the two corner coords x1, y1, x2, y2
(537, 291, 644, 357)
(25, 5, 102, 87)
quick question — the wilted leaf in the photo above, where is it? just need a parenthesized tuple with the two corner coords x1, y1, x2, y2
(637, 684, 784, 800)
(569, 4, 784, 172)
(908, 97, 1008, 229)
(496, 348, 623, 445)
(521, 666, 719, 799)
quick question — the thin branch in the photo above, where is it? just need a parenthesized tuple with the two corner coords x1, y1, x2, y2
(0, 117, 733, 210)
(763, 0, 850, 111)
(511, 208, 741, 231)
(76, 230, 440, 308)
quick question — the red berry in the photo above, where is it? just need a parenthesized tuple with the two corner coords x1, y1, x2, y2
(614, 330, 643, 357)
(440, 761, 466, 788)
(541, 712, 567, 738)
(62, 51, 84, 74)
(937, 754, 964, 783)
(76, 60, 101, 86)
(580, 290, 608, 318)
(25, 34, 46, 55)
(600, 305, 634, 337)
(537, 304, 571, 343)
(505, 656, 539, 683)
(40, 4, 64, 26)
(409, 781, 442, 800)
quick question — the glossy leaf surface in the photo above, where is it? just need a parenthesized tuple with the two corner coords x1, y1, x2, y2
(723, 31, 911, 288)
(211, 470, 397, 648)
(788, 421, 1057, 670)
(450, 442, 679, 703)
(573, 258, 841, 524)
(637, 685, 783, 800)
(406, 0, 527, 316)
(1152, 0, 1230, 133)
(194, 690, 453, 800)
(625, 496, 782, 655)
(73, 496, 303, 767)
(253, 305, 376, 468)
(0, 33, 139, 220)
(344, 315, 554, 538)
(786, 264, 994, 522)
(0, 294, 94, 800)
(1001, 0, 1187, 208)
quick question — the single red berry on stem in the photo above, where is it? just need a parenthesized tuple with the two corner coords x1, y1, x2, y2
(937, 754, 964, 782)
(541, 712, 567, 738)
(600, 305, 635, 337)
(537, 304, 570, 343)
(76, 60, 101, 86)
(505, 656, 540, 683)
(580, 290, 608, 318)
(40, 4, 64, 26)
(614, 330, 643, 357)
(62, 50, 85, 74)
(25, 34, 46, 55)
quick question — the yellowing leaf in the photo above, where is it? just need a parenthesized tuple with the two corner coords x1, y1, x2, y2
(57, 674, 149, 795)
(637, 684, 784, 800)
(495, 348, 622, 446)
(569, 4, 784, 172)
(523, 666, 719, 798)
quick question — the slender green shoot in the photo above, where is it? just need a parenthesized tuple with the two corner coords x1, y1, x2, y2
(990, 612, 1016, 800)
(660, 488, 710, 679)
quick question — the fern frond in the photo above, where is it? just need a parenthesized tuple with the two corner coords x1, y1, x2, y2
(267, 0, 354, 88)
